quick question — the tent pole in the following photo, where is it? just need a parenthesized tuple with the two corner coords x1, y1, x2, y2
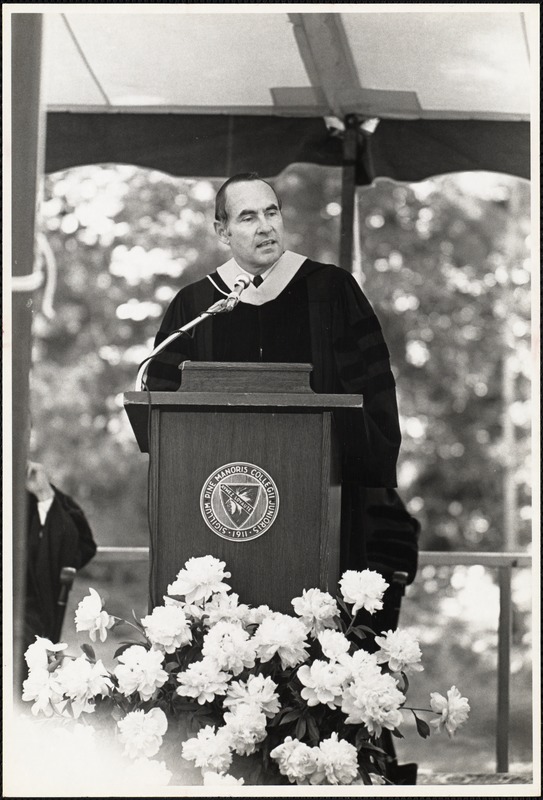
(11, 13, 45, 693)
(339, 115, 359, 273)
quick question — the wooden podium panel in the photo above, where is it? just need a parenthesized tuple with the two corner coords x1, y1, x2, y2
(124, 363, 364, 614)
(152, 409, 340, 612)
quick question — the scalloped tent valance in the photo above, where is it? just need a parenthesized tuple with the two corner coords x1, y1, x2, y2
(45, 113, 530, 184)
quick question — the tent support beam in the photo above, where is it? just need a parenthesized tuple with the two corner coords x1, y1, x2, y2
(339, 115, 359, 272)
(11, 13, 45, 691)
(288, 13, 361, 117)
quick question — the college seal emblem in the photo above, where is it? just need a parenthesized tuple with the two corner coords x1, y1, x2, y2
(200, 462, 279, 541)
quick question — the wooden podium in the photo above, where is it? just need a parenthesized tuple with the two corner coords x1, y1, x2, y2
(124, 363, 363, 613)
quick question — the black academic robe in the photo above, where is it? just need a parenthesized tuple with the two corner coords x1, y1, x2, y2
(25, 487, 97, 649)
(147, 259, 402, 572)
(363, 487, 420, 632)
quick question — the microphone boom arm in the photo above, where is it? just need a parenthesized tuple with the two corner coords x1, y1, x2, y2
(135, 290, 246, 391)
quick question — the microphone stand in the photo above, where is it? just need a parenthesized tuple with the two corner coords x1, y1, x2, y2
(135, 293, 242, 391)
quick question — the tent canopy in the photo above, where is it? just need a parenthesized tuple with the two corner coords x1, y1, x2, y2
(41, 9, 533, 183)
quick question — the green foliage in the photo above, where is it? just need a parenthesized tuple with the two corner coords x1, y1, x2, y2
(30, 164, 531, 555)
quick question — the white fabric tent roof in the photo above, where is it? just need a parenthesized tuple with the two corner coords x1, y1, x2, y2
(42, 9, 532, 120)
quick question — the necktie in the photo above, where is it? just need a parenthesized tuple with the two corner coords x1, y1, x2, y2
(253, 275, 264, 288)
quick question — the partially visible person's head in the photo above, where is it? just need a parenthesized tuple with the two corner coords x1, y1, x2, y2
(214, 174, 284, 274)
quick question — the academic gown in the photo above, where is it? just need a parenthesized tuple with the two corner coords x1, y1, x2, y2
(146, 257, 402, 573)
(25, 487, 97, 650)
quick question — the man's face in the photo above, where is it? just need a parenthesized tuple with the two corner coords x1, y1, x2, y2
(215, 180, 284, 273)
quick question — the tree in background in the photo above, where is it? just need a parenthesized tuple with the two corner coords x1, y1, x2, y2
(30, 164, 531, 554)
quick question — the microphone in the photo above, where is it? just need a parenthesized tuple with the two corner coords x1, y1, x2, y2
(233, 273, 253, 291)
(135, 274, 253, 390)
(224, 273, 253, 311)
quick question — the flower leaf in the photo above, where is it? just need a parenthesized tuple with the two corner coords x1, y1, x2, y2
(336, 595, 351, 616)
(358, 769, 373, 785)
(356, 624, 377, 636)
(355, 727, 370, 750)
(80, 643, 96, 662)
(295, 716, 307, 740)
(280, 709, 301, 725)
(336, 618, 348, 634)
(306, 714, 319, 745)
(357, 739, 388, 756)
(414, 714, 431, 739)
(113, 642, 136, 660)
(63, 698, 74, 717)
(390, 727, 405, 739)
(131, 609, 145, 630)
(268, 711, 283, 728)
(110, 704, 124, 722)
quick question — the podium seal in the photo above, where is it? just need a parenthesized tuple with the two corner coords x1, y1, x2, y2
(200, 462, 279, 541)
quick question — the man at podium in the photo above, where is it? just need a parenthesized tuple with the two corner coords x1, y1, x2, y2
(146, 173, 401, 573)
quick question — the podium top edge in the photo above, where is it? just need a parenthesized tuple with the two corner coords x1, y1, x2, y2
(180, 362, 313, 372)
(123, 391, 363, 409)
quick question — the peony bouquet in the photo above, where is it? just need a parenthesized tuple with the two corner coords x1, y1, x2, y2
(21, 556, 470, 787)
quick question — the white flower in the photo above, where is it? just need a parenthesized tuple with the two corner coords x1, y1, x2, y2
(339, 569, 388, 615)
(430, 685, 470, 737)
(252, 612, 309, 669)
(270, 737, 320, 784)
(24, 637, 67, 672)
(114, 645, 168, 701)
(201, 621, 256, 675)
(176, 657, 231, 704)
(56, 656, 112, 717)
(317, 629, 350, 662)
(181, 725, 233, 773)
(74, 588, 115, 642)
(203, 592, 250, 628)
(313, 733, 359, 786)
(141, 605, 192, 654)
(339, 647, 381, 678)
(164, 595, 205, 622)
(297, 660, 349, 709)
(245, 604, 272, 626)
(117, 708, 168, 760)
(291, 588, 339, 636)
(222, 703, 268, 755)
(203, 771, 244, 786)
(224, 674, 280, 718)
(341, 670, 405, 736)
(167, 556, 231, 603)
(374, 629, 424, 674)
(22, 668, 65, 717)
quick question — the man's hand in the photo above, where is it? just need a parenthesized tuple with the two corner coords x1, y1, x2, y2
(26, 461, 54, 502)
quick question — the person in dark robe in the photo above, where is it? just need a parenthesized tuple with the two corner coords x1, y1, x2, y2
(24, 461, 97, 659)
(146, 173, 402, 574)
